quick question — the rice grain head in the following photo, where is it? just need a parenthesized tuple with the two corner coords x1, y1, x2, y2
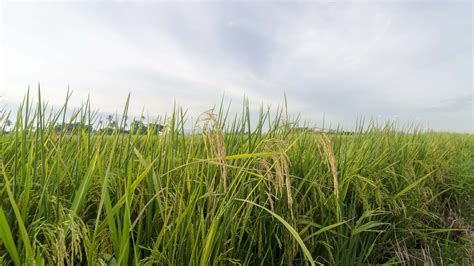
(319, 134, 339, 199)
(261, 139, 293, 208)
(199, 110, 228, 192)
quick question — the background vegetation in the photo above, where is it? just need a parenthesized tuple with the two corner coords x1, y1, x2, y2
(0, 91, 472, 265)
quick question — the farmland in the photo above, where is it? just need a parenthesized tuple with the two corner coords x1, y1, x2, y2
(0, 94, 472, 265)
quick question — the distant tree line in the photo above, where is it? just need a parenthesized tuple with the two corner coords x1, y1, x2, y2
(53, 115, 164, 135)
(292, 127, 354, 135)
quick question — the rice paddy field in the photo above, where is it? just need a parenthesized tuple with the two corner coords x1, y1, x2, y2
(0, 93, 473, 265)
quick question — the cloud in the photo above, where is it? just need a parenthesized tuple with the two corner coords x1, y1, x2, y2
(422, 94, 473, 113)
(1, 1, 472, 132)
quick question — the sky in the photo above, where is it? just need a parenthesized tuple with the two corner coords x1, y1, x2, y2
(0, 0, 472, 132)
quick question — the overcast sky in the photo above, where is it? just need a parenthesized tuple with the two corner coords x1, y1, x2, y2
(0, 1, 472, 132)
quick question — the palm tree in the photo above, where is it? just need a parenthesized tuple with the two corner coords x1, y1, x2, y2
(107, 115, 116, 128)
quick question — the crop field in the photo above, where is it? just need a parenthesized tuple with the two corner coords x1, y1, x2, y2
(0, 93, 472, 265)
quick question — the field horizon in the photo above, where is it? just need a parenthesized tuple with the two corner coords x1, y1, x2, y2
(2, 89, 472, 136)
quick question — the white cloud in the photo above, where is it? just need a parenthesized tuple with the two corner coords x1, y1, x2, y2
(1, 1, 472, 132)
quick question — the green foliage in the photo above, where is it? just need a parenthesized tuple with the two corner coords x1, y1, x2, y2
(0, 91, 472, 265)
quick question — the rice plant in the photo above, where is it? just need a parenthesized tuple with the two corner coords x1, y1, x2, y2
(0, 90, 472, 265)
